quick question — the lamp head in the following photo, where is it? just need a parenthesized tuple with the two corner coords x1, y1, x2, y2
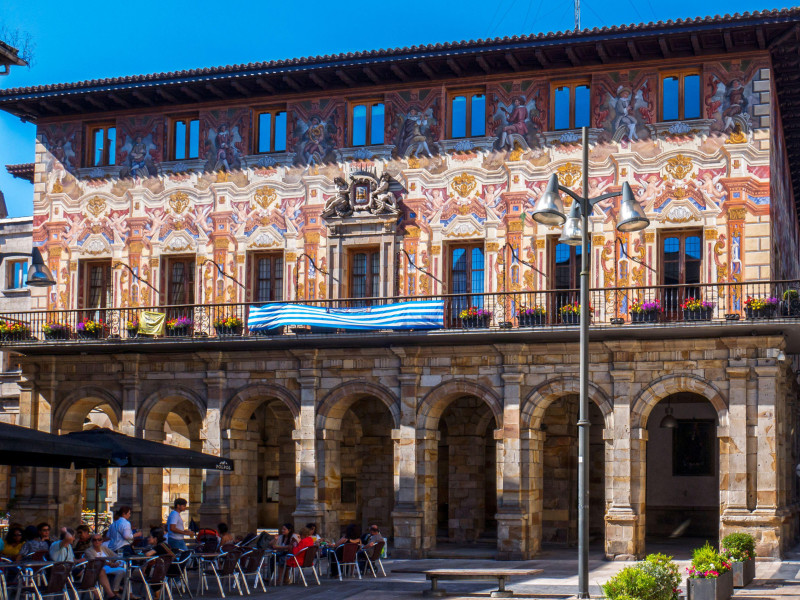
(616, 182, 650, 232)
(558, 201, 583, 246)
(25, 247, 56, 288)
(531, 174, 566, 226)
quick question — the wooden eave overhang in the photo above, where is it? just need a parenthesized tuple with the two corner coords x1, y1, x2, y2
(5, 163, 34, 183)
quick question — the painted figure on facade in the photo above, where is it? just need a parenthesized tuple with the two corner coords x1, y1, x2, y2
(294, 114, 338, 166)
(707, 73, 757, 133)
(397, 107, 436, 157)
(497, 97, 529, 149)
(205, 122, 244, 172)
(594, 78, 654, 142)
(489, 83, 546, 152)
(120, 134, 158, 178)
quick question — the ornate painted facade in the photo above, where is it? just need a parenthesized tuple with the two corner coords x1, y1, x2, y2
(2, 10, 800, 560)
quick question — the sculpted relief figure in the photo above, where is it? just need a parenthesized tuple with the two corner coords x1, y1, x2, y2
(323, 177, 353, 217)
(369, 172, 399, 214)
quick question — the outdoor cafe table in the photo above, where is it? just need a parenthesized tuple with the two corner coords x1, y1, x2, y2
(119, 555, 150, 600)
(193, 553, 221, 596)
(0, 561, 55, 600)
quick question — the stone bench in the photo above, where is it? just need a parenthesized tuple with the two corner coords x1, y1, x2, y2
(422, 568, 542, 598)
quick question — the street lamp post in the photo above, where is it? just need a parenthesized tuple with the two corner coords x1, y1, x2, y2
(0, 247, 56, 288)
(530, 127, 649, 599)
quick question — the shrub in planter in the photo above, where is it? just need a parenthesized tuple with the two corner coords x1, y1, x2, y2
(517, 306, 546, 327)
(603, 553, 680, 600)
(459, 307, 491, 329)
(781, 289, 800, 317)
(630, 299, 662, 323)
(687, 542, 733, 600)
(125, 319, 139, 338)
(721, 533, 756, 588)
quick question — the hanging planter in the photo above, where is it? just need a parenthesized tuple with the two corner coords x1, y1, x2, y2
(681, 298, 715, 321)
(517, 308, 546, 327)
(630, 300, 661, 323)
(166, 317, 193, 337)
(744, 296, 778, 320)
(213, 316, 244, 337)
(459, 307, 492, 329)
(43, 323, 71, 340)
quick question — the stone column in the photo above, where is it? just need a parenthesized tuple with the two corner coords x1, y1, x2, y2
(417, 429, 439, 554)
(605, 370, 642, 559)
(524, 429, 545, 556)
(316, 429, 342, 541)
(496, 371, 529, 559)
(139, 428, 167, 529)
(292, 364, 322, 529)
(720, 365, 751, 539)
(391, 372, 424, 558)
(199, 369, 230, 529)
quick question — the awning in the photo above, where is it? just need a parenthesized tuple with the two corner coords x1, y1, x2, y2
(0, 421, 112, 468)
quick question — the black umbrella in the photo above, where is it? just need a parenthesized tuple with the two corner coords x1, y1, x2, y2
(63, 428, 234, 470)
(0, 421, 112, 468)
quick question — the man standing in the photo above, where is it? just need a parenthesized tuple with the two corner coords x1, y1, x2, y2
(166, 498, 192, 551)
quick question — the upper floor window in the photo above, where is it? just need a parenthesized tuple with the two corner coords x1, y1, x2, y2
(166, 256, 195, 305)
(89, 125, 116, 167)
(170, 117, 200, 160)
(79, 260, 112, 309)
(256, 109, 287, 153)
(552, 82, 591, 130)
(5, 259, 27, 290)
(250, 252, 284, 302)
(449, 91, 486, 138)
(348, 247, 380, 305)
(661, 72, 701, 121)
(350, 101, 385, 146)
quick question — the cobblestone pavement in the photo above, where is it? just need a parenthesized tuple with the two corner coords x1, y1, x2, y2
(185, 546, 800, 600)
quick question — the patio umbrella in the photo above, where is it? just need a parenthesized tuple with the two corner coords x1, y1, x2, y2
(63, 428, 234, 470)
(0, 421, 112, 468)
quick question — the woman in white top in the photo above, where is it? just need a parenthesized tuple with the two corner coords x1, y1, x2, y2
(84, 535, 126, 592)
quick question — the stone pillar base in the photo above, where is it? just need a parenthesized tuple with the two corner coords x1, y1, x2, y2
(392, 508, 425, 559)
(293, 505, 323, 532)
(496, 511, 530, 560)
(198, 503, 231, 529)
(721, 508, 790, 559)
(605, 508, 642, 560)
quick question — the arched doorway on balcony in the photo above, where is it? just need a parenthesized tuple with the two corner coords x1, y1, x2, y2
(645, 392, 720, 548)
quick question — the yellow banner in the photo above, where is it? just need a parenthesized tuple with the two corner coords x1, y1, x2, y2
(138, 311, 166, 336)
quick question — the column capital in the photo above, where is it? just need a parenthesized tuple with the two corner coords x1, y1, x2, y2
(609, 370, 635, 382)
(397, 373, 420, 385)
(501, 371, 525, 384)
(297, 376, 319, 388)
(755, 365, 780, 377)
(726, 366, 752, 379)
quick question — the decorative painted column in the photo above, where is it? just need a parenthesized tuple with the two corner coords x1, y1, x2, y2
(605, 369, 642, 559)
(391, 371, 425, 558)
(496, 370, 529, 559)
(292, 351, 322, 529)
(720, 364, 751, 538)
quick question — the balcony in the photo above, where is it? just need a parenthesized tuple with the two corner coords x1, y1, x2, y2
(0, 279, 799, 354)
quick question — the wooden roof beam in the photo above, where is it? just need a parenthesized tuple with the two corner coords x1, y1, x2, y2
(390, 64, 409, 82)
(205, 83, 227, 99)
(85, 95, 107, 110)
(769, 24, 800, 50)
(363, 67, 380, 84)
(565, 47, 580, 66)
(61, 97, 83, 111)
(658, 38, 671, 58)
(476, 56, 491, 73)
(690, 34, 702, 55)
(180, 86, 202, 101)
(627, 40, 640, 61)
(336, 70, 355, 86)
(108, 93, 131, 108)
(446, 58, 463, 76)
(309, 73, 327, 89)
(723, 32, 733, 51)
(230, 80, 251, 96)
(40, 100, 62, 115)
(418, 61, 436, 79)
(534, 50, 549, 67)
(282, 75, 302, 91)
(132, 91, 155, 106)
(156, 88, 178, 103)
(504, 52, 520, 71)
(756, 28, 766, 49)
(255, 78, 275, 93)
(595, 43, 609, 64)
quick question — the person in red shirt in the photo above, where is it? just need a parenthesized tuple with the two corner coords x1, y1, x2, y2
(284, 527, 315, 582)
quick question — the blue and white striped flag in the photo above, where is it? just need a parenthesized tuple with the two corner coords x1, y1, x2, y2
(247, 300, 444, 331)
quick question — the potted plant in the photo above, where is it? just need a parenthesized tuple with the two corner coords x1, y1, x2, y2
(459, 306, 492, 329)
(781, 289, 800, 317)
(76, 318, 108, 340)
(214, 315, 243, 336)
(43, 322, 71, 340)
(559, 301, 590, 325)
(125, 318, 139, 339)
(166, 316, 193, 337)
(517, 306, 546, 327)
(630, 299, 662, 323)
(681, 297, 715, 321)
(686, 542, 733, 600)
(0, 321, 29, 342)
(721, 532, 756, 588)
(744, 296, 778, 320)
(603, 553, 681, 600)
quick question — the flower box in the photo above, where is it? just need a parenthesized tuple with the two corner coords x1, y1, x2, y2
(126, 328, 139, 339)
(1, 330, 29, 342)
(781, 297, 800, 317)
(518, 313, 545, 327)
(462, 316, 491, 329)
(77, 329, 107, 340)
(166, 326, 193, 337)
(631, 311, 659, 323)
(561, 313, 580, 325)
(44, 330, 70, 340)
(684, 308, 713, 321)
(215, 325, 243, 337)
(731, 558, 755, 588)
(745, 306, 776, 320)
(687, 569, 732, 600)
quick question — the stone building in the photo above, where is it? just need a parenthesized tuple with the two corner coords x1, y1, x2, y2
(0, 10, 799, 559)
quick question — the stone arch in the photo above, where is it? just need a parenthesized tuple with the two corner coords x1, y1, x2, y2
(221, 383, 300, 432)
(136, 386, 207, 433)
(631, 373, 728, 430)
(418, 379, 503, 430)
(521, 376, 613, 431)
(316, 381, 400, 431)
(55, 387, 122, 433)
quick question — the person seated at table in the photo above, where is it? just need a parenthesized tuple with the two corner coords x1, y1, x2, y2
(217, 523, 234, 546)
(73, 525, 92, 555)
(143, 528, 174, 559)
(21, 523, 52, 558)
(2, 527, 24, 561)
(85, 534, 127, 593)
(330, 524, 361, 578)
(107, 507, 141, 556)
(49, 527, 76, 562)
(306, 523, 325, 543)
(358, 524, 385, 572)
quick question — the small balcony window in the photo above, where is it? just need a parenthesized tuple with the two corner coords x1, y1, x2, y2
(171, 117, 200, 160)
(256, 110, 287, 153)
(6, 259, 27, 289)
(88, 125, 116, 167)
(552, 83, 591, 131)
(350, 101, 385, 146)
(661, 72, 701, 121)
(449, 92, 486, 138)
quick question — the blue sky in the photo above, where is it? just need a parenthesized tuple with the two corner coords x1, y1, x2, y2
(0, 0, 795, 217)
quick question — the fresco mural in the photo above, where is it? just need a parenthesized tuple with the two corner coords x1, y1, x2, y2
(117, 116, 163, 179)
(489, 80, 548, 151)
(386, 89, 441, 158)
(593, 72, 655, 142)
(290, 99, 343, 166)
(705, 61, 764, 134)
(202, 108, 249, 172)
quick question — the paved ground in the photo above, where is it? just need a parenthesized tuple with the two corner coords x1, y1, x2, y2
(186, 543, 800, 599)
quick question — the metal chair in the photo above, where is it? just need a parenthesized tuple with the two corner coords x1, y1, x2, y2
(329, 543, 361, 581)
(130, 556, 173, 600)
(16, 561, 72, 600)
(286, 545, 320, 587)
(236, 549, 266, 593)
(68, 559, 104, 600)
(198, 552, 243, 598)
(165, 551, 193, 598)
(358, 541, 387, 577)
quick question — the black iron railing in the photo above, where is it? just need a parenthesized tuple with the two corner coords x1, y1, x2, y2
(0, 279, 797, 345)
